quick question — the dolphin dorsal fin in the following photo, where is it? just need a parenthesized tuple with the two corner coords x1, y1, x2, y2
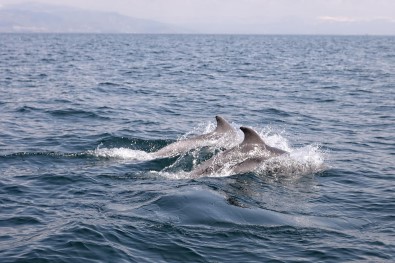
(240, 127, 265, 145)
(214, 116, 234, 133)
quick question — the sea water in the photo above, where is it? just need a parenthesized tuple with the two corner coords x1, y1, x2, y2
(1, 34, 394, 262)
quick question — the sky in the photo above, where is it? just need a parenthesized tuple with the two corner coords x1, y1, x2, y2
(1, 0, 394, 34)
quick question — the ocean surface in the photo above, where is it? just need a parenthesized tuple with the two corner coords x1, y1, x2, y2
(0, 34, 394, 262)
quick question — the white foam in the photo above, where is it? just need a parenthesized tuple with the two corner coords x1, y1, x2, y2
(180, 119, 242, 147)
(159, 124, 327, 180)
(87, 122, 327, 179)
(252, 127, 326, 176)
(258, 126, 292, 152)
(178, 120, 216, 140)
(87, 147, 153, 161)
(256, 144, 326, 177)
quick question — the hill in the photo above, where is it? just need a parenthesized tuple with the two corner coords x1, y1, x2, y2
(0, 2, 187, 33)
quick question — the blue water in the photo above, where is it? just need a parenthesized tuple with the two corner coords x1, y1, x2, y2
(1, 34, 394, 262)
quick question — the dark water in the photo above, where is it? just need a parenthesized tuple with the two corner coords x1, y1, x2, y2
(1, 34, 394, 262)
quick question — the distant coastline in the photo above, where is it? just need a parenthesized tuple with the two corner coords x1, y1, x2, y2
(0, 2, 394, 35)
(0, 2, 189, 34)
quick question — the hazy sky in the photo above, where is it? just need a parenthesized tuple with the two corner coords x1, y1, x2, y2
(1, 0, 395, 34)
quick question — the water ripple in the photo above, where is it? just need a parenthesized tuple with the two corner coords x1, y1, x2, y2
(0, 34, 394, 262)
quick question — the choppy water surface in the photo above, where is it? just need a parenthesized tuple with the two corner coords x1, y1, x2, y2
(1, 34, 394, 262)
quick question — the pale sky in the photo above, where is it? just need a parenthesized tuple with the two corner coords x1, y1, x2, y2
(1, 0, 395, 34)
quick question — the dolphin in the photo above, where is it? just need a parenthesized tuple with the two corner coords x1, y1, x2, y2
(189, 126, 288, 178)
(151, 116, 237, 158)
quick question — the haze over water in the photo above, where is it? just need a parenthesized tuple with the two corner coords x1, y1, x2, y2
(1, 34, 394, 262)
(1, 0, 395, 34)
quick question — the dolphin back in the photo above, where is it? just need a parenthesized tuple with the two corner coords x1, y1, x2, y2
(153, 116, 235, 158)
(214, 116, 235, 134)
(240, 127, 265, 145)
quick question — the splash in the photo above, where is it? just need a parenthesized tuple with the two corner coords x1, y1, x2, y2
(255, 127, 326, 177)
(179, 119, 241, 149)
(255, 144, 326, 177)
(178, 120, 216, 140)
(87, 147, 153, 161)
(159, 124, 327, 180)
(87, 122, 327, 179)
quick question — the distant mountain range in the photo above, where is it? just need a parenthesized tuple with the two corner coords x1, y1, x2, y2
(0, 3, 189, 33)
(1, 2, 394, 35)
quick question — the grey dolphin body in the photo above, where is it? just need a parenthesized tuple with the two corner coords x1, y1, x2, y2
(189, 126, 288, 178)
(152, 116, 236, 158)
